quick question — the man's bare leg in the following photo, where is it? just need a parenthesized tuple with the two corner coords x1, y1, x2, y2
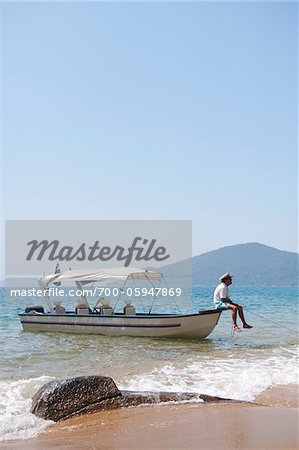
(236, 305, 252, 328)
(227, 305, 242, 332)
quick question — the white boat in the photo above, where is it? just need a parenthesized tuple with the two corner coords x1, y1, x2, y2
(19, 268, 223, 339)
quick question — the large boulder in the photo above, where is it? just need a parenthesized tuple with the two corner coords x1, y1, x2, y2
(31, 375, 121, 421)
(31, 376, 243, 422)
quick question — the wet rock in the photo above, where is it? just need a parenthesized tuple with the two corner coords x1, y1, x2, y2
(59, 391, 205, 420)
(31, 376, 121, 421)
(31, 376, 243, 422)
(62, 391, 241, 421)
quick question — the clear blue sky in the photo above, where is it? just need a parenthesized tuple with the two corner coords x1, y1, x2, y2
(1, 1, 298, 261)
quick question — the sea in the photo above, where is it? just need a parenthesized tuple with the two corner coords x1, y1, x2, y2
(0, 286, 298, 441)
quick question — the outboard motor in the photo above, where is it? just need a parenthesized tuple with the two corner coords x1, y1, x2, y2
(25, 306, 44, 314)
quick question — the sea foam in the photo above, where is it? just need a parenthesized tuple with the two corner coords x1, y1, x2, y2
(120, 345, 299, 402)
(0, 376, 54, 441)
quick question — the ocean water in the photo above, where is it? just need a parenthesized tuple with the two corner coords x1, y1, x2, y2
(0, 286, 298, 441)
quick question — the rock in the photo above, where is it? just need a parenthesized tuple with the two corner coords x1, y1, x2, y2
(31, 375, 121, 421)
(58, 391, 205, 421)
(120, 391, 233, 404)
(60, 391, 240, 421)
(31, 375, 243, 422)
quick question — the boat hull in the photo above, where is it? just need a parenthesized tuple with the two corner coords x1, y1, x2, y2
(19, 310, 222, 339)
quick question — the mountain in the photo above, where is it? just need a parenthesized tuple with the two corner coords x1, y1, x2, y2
(161, 243, 299, 286)
(2, 243, 297, 287)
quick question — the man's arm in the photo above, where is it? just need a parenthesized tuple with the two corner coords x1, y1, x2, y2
(221, 296, 233, 304)
(226, 297, 240, 306)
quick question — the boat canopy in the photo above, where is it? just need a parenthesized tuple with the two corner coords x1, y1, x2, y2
(40, 267, 162, 287)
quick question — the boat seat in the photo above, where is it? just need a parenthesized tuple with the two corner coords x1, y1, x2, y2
(54, 305, 66, 314)
(76, 304, 90, 315)
(53, 299, 65, 314)
(100, 305, 114, 315)
(124, 305, 136, 315)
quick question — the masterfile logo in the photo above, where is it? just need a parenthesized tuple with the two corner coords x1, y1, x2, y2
(5, 220, 191, 277)
(26, 237, 170, 267)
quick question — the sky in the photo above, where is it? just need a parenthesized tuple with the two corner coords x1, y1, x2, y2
(1, 1, 298, 269)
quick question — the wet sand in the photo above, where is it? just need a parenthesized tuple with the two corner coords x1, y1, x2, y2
(255, 384, 299, 408)
(2, 385, 298, 450)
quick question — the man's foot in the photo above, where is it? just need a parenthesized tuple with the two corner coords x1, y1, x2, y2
(243, 324, 253, 329)
(234, 325, 242, 332)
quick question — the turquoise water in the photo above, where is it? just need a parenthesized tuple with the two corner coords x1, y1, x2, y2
(0, 286, 298, 440)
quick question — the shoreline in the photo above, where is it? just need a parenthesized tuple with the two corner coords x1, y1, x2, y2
(2, 384, 298, 450)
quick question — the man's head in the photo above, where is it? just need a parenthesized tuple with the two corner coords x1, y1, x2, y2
(219, 272, 233, 286)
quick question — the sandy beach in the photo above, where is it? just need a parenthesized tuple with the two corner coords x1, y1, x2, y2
(2, 385, 298, 450)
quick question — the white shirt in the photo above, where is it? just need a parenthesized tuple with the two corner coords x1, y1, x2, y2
(213, 282, 229, 304)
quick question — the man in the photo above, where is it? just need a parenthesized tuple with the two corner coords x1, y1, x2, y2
(214, 272, 252, 332)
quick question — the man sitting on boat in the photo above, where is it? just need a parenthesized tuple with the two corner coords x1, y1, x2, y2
(214, 272, 252, 332)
